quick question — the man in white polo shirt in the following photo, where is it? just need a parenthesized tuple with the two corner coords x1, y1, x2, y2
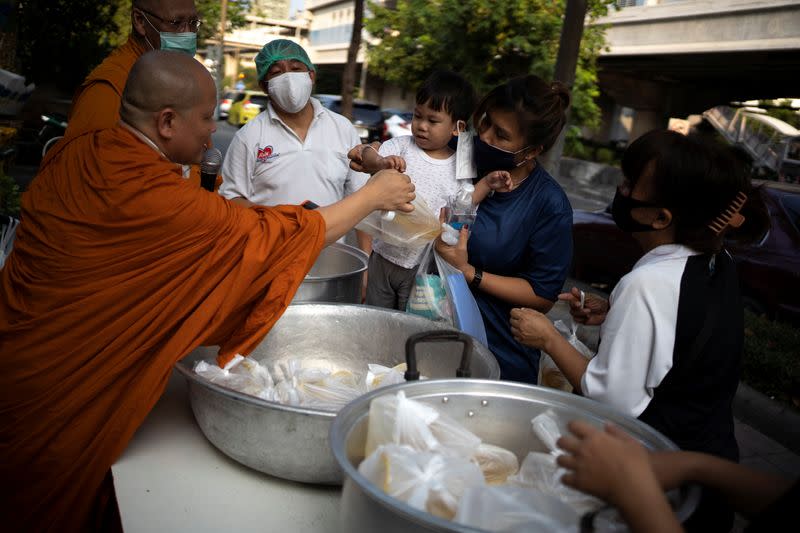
(219, 39, 370, 251)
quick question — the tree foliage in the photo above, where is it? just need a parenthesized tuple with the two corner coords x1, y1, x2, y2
(15, 0, 250, 93)
(364, 0, 614, 129)
(16, 0, 123, 92)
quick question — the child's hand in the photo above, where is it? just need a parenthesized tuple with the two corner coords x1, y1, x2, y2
(347, 142, 381, 173)
(382, 155, 406, 173)
(484, 170, 512, 192)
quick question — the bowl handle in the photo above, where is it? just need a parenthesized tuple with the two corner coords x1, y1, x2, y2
(404, 330, 474, 381)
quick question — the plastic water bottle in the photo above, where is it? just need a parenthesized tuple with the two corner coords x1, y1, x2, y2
(447, 183, 477, 231)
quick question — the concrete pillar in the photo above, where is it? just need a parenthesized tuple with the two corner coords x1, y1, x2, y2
(629, 109, 667, 143)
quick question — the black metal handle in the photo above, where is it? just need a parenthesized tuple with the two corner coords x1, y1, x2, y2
(404, 330, 474, 381)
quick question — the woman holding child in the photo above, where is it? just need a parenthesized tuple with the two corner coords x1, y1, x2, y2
(435, 75, 574, 385)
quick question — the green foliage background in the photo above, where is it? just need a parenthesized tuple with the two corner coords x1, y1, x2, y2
(364, 0, 614, 130)
(15, 0, 250, 92)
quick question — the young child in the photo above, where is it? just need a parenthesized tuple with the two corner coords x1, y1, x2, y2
(355, 70, 506, 311)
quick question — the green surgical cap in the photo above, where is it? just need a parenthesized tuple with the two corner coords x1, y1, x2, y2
(255, 39, 315, 80)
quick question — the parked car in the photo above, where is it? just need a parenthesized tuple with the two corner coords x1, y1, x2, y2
(227, 90, 269, 127)
(218, 90, 242, 120)
(381, 108, 413, 140)
(570, 180, 800, 323)
(313, 94, 383, 143)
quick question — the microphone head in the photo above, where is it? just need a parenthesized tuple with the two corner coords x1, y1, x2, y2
(201, 147, 223, 174)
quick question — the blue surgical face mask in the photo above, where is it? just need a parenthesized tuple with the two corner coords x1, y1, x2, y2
(473, 136, 531, 179)
(143, 14, 197, 56)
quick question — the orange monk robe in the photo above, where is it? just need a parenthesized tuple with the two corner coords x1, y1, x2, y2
(65, 35, 213, 187)
(0, 127, 326, 532)
(66, 36, 146, 138)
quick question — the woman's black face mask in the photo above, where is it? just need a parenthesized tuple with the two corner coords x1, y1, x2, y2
(473, 136, 530, 178)
(611, 188, 670, 233)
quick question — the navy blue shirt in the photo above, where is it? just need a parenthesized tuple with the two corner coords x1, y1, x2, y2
(468, 164, 573, 383)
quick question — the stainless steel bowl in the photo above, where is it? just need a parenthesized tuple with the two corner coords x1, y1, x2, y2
(175, 304, 500, 484)
(292, 242, 368, 303)
(330, 379, 701, 532)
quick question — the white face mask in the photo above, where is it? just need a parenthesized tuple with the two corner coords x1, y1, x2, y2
(455, 120, 477, 180)
(267, 72, 313, 113)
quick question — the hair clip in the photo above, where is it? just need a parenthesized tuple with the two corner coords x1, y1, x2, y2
(708, 191, 747, 235)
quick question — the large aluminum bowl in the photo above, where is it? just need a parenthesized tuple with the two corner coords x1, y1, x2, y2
(330, 379, 701, 532)
(292, 242, 368, 303)
(175, 304, 500, 484)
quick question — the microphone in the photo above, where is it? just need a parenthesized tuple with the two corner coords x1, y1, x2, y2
(200, 147, 222, 192)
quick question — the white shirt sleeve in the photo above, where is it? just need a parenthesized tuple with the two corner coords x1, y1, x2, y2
(344, 127, 370, 196)
(218, 129, 254, 200)
(581, 267, 679, 417)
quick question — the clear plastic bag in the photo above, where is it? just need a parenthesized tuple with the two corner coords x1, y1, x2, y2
(472, 443, 520, 485)
(531, 411, 563, 456)
(538, 319, 595, 392)
(194, 355, 275, 397)
(364, 391, 482, 458)
(358, 444, 485, 520)
(365, 363, 408, 390)
(508, 451, 604, 516)
(454, 485, 579, 533)
(356, 196, 441, 248)
(406, 243, 451, 322)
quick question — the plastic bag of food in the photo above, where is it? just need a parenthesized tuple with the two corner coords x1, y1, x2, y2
(472, 443, 519, 484)
(364, 391, 481, 458)
(454, 485, 579, 533)
(531, 411, 563, 455)
(508, 452, 604, 516)
(365, 363, 408, 390)
(406, 243, 451, 323)
(356, 196, 441, 248)
(300, 370, 366, 411)
(358, 444, 486, 520)
(538, 319, 594, 393)
(194, 355, 273, 397)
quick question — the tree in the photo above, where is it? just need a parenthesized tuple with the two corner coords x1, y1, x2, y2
(364, 0, 613, 130)
(340, 0, 365, 120)
(16, 0, 123, 92)
(15, 0, 251, 94)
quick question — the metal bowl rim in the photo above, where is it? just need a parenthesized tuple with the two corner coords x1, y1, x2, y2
(330, 379, 702, 529)
(303, 242, 368, 282)
(174, 303, 499, 420)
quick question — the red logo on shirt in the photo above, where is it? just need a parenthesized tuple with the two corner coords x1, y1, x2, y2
(256, 145, 274, 163)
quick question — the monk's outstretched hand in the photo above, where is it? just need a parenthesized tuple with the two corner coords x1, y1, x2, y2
(366, 169, 416, 213)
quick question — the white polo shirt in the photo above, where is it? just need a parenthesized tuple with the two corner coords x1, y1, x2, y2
(582, 244, 700, 417)
(219, 97, 369, 207)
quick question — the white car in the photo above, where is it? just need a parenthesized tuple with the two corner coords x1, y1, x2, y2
(382, 110, 413, 140)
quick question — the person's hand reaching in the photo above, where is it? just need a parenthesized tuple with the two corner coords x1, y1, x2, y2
(558, 287, 609, 326)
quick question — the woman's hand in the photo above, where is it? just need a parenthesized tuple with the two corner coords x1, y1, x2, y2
(434, 227, 472, 275)
(558, 287, 609, 326)
(509, 307, 559, 351)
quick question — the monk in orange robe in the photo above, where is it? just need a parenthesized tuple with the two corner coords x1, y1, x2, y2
(66, 0, 199, 138)
(65, 0, 212, 186)
(0, 51, 415, 533)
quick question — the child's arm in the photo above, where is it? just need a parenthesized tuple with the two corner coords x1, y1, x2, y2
(472, 171, 513, 203)
(357, 144, 406, 175)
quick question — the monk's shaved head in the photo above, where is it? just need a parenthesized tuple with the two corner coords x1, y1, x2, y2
(121, 50, 213, 127)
